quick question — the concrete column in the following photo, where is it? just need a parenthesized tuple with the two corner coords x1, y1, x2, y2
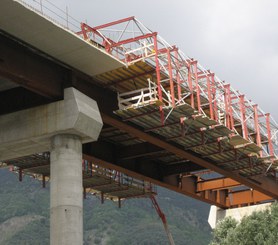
(0, 87, 103, 244)
(50, 134, 83, 245)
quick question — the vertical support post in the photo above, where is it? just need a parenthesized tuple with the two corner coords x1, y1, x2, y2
(187, 63, 194, 108)
(239, 95, 248, 139)
(253, 105, 262, 156)
(40, 0, 43, 12)
(211, 74, 218, 122)
(118, 198, 122, 208)
(193, 61, 201, 113)
(224, 84, 234, 130)
(167, 49, 176, 108)
(265, 113, 274, 156)
(50, 134, 83, 245)
(42, 175, 46, 188)
(227, 85, 234, 130)
(180, 117, 185, 137)
(206, 75, 214, 120)
(224, 85, 230, 129)
(19, 168, 23, 182)
(153, 34, 165, 124)
(83, 187, 87, 199)
(175, 49, 182, 102)
(80, 23, 89, 40)
(66, 6, 69, 29)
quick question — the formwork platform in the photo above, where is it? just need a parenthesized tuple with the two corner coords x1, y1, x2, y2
(76, 15, 278, 207)
(4, 154, 156, 202)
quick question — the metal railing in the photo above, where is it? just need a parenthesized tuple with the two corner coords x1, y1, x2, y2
(17, 0, 81, 31)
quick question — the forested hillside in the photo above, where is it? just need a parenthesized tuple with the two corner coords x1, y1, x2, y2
(210, 203, 278, 245)
(0, 169, 211, 244)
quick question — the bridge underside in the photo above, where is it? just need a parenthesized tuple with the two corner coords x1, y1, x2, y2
(0, 29, 277, 209)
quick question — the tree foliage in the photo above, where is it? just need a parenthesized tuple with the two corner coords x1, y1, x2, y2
(210, 203, 278, 245)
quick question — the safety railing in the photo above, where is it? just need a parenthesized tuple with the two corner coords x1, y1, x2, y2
(78, 16, 278, 159)
(17, 0, 80, 32)
(15, 1, 278, 159)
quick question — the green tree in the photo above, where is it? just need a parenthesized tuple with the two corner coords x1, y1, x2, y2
(210, 203, 278, 245)
(210, 216, 237, 245)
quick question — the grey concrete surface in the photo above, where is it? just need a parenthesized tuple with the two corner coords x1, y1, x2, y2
(0, 87, 103, 244)
(0, 87, 103, 161)
(50, 134, 83, 245)
(1, 0, 124, 76)
(208, 202, 272, 229)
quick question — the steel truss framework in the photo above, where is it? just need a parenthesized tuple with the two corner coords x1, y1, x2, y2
(77, 16, 278, 179)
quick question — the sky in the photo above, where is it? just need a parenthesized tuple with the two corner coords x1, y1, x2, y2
(31, 0, 278, 119)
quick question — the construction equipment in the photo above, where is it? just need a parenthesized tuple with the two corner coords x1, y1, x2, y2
(150, 195, 175, 245)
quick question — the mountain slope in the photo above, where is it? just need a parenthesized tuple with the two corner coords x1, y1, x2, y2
(0, 169, 211, 244)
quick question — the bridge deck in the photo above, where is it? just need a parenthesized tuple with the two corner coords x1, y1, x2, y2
(0, 0, 277, 209)
(0, 0, 125, 76)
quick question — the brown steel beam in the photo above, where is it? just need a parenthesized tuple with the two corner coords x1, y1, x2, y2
(83, 140, 117, 164)
(230, 162, 265, 172)
(20, 162, 50, 171)
(83, 144, 272, 208)
(117, 142, 166, 161)
(83, 140, 204, 179)
(0, 87, 51, 116)
(101, 114, 278, 199)
(228, 189, 273, 206)
(0, 32, 63, 99)
(162, 163, 205, 177)
(101, 126, 118, 133)
(167, 159, 190, 165)
(197, 177, 241, 192)
(83, 154, 227, 208)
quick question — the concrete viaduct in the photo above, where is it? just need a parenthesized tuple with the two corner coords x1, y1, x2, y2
(1, 0, 277, 243)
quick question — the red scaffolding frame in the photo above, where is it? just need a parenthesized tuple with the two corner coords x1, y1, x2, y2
(77, 16, 278, 165)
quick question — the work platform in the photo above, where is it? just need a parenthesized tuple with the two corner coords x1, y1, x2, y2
(0, 0, 278, 212)
(3, 153, 155, 203)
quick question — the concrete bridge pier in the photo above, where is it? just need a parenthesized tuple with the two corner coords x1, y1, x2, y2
(0, 87, 103, 245)
(50, 134, 83, 245)
(208, 202, 272, 229)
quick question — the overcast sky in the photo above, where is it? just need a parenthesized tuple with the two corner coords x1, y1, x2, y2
(38, 0, 278, 119)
